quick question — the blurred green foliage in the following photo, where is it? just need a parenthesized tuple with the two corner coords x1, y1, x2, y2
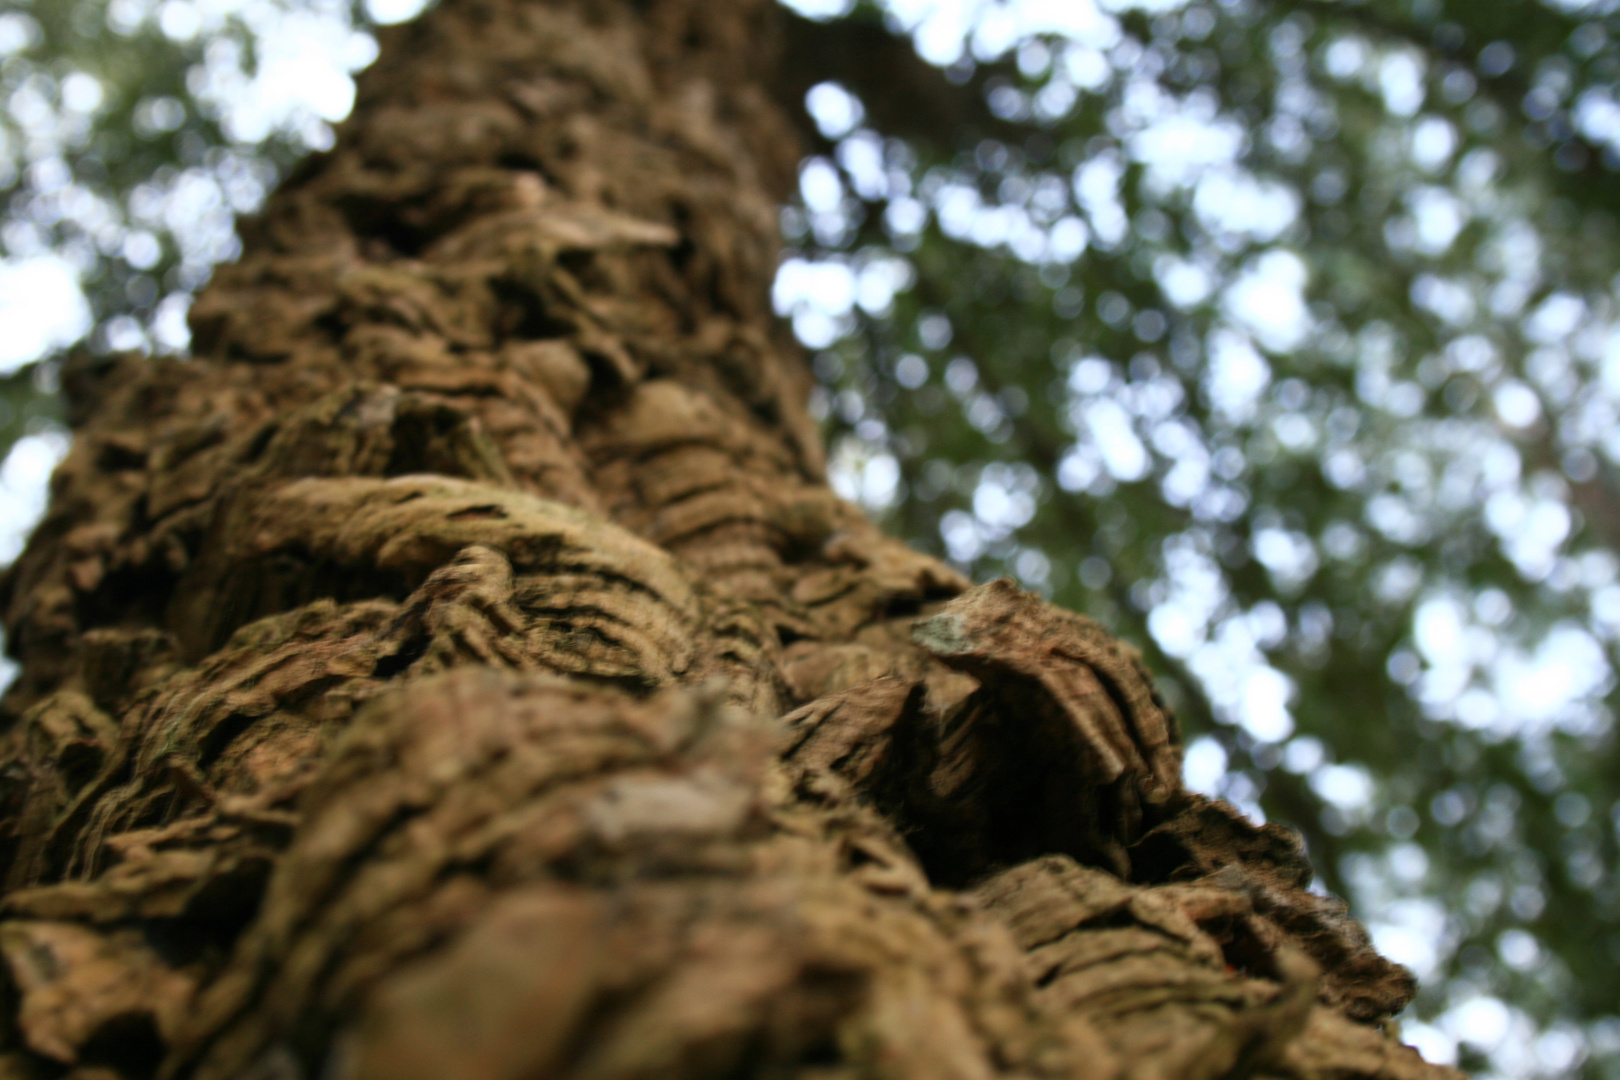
(784, 0, 1620, 1074)
(6, 0, 1620, 1074)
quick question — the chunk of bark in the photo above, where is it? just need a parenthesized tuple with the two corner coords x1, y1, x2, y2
(0, 0, 1461, 1077)
(0, 921, 193, 1067)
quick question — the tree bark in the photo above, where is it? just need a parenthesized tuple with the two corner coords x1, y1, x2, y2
(0, 1, 1456, 1078)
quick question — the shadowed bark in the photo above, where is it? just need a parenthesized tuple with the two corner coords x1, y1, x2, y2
(0, 1, 1457, 1078)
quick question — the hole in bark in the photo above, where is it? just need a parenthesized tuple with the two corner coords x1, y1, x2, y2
(332, 194, 433, 257)
(146, 857, 274, 968)
(666, 201, 696, 274)
(191, 550, 413, 657)
(386, 400, 493, 478)
(198, 712, 256, 770)
(373, 634, 430, 678)
(242, 423, 279, 463)
(78, 1012, 164, 1080)
(842, 843, 878, 869)
(558, 249, 594, 280)
(882, 597, 923, 619)
(79, 563, 179, 630)
(56, 741, 105, 794)
(0, 952, 24, 1053)
(95, 440, 147, 471)
(490, 277, 574, 340)
(668, 233, 697, 275)
(861, 681, 1141, 889)
(496, 151, 543, 171)
(574, 350, 640, 408)
(797, 1035, 843, 1066)
(883, 584, 965, 623)
(0, 836, 19, 893)
(1214, 917, 1274, 978)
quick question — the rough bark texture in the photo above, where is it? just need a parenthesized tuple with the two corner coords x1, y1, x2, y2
(0, 2, 1458, 1078)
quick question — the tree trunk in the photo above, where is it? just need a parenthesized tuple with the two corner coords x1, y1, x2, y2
(0, 2, 1456, 1078)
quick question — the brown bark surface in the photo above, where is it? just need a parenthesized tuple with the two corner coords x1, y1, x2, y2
(0, 1, 1459, 1078)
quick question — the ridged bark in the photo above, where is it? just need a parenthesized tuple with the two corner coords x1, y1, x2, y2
(0, 2, 1456, 1078)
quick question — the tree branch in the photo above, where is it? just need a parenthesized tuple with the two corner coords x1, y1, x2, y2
(773, 7, 1029, 159)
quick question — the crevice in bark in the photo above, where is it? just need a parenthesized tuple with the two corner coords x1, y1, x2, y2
(76, 1013, 165, 1080)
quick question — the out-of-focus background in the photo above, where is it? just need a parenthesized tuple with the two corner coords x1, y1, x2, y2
(2, 0, 1619, 1073)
